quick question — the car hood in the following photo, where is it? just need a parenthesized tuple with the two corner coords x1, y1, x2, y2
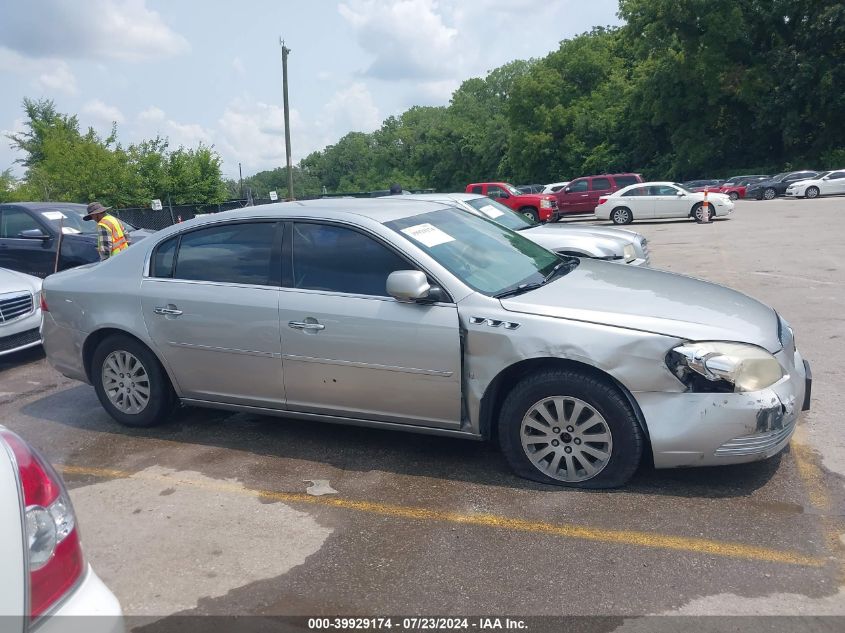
(532, 223, 641, 244)
(0, 267, 42, 293)
(499, 259, 781, 352)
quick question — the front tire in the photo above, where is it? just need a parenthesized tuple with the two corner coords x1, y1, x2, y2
(805, 186, 820, 199)
(692, 203, 711, 223)
(498, 370, 643, 488)
(92, 334, 175, 427)
(763, 187, 777, 200)
(611, 207, 633, 225)
(519, 207, 540, 223)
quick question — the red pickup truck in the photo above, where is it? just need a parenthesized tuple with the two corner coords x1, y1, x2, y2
(465, 182, 559, 222)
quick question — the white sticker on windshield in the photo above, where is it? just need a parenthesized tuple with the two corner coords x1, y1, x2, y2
(41, 211, 67, 220)
(479, 204, 504, 218)
(61, 226, 81, 234)
(401, 223, 455, 247)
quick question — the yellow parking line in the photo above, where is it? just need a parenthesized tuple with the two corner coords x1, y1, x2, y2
(791, 426, 845, 581)
(57, 463, 825, 568)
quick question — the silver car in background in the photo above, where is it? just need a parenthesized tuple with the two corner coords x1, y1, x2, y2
(390, 193, 650, 265)
(0, 267, 42, 356)
(41, 199, 810, 488)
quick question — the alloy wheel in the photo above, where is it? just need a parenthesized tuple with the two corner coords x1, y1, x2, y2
(520, 396, 613, 483)
(806, 187, 819, 199)
(764, 188, 776, 200)
(102, 350, 151, 414)
(612, 209, 629, 224)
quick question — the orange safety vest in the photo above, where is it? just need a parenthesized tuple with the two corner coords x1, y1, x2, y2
(98, 215, 129, 256)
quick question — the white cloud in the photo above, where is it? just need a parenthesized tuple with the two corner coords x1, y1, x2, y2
(165, 120, 212, 148)
(0, 0, 189, 62)
(338, 0, 464, 80)
(138, 106, 166, 123)
(319, 83, 382, 135)
(0, 47, 78, 95)
(232, 57, 246, 76)
(83, 99, 125, 125)
(216, 100, 292, 174)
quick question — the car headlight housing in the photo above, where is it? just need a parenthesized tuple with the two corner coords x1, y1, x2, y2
(667, 342, 785, 393)
(540, 199, 552, 209)
(623, 244, 635, 260)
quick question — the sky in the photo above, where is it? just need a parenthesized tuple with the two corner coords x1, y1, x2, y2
(0, 0, 622, 182)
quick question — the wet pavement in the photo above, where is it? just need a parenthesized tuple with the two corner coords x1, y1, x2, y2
(1, 197, 843, 621)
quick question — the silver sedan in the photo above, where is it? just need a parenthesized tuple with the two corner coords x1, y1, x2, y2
(390, 193, 650, 265)
(41, 199, 811, 488)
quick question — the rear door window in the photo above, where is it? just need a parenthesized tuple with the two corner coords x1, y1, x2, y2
(591, 177, 612, 191)
(613, 175, 640, 188)
(171, 222, 279, 286)
(470, 185, 482, 194)
(622, 186, 650, 197)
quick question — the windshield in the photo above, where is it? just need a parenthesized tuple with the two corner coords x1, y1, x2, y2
(38, 207, 137, 234)
(386, 208, 567, 296)
(504, 183, 522, 196)
(465, 197, 534, 230)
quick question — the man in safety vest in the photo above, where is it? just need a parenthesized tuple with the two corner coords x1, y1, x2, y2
(82, 201, 131, 261)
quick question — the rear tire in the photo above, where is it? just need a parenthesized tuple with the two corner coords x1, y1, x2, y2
(763, 187, 776, 200)
(519, 207, 539, 223)
(728, 191, 739, 201)
(92, 334, 175, 427)
(805, 186, 819, 199)
(611, 207, 633, 225)
(498, 370, 643, 488)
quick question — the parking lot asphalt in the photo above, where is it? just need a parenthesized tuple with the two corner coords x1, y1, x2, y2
(1, 196, 844, 622)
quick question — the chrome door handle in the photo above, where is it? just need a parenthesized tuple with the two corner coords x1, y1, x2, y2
(288, 320, 325, 331)
(154, 306, 183, 316)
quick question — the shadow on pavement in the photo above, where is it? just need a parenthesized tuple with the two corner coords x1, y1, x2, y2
(19, 384, 784, 499)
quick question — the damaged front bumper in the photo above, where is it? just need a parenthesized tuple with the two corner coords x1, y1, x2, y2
(636, 349, 810, 468)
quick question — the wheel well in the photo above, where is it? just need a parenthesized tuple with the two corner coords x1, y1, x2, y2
(82, 328, 156, 383)
(518, 205, 538, 213)
(478, 357, 653, 463)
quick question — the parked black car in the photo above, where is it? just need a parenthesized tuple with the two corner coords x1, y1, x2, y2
(745, 171, 819, 200)
(0, 202, 152, 278)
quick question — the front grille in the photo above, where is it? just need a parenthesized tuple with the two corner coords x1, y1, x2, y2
(715, 420, 796, 457)
(0, 292, 34, 323)
(0, 327, 41, 353)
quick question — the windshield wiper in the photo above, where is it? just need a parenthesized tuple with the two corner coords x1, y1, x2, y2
(494, 258, 577, 298)
(493, 282, 544, 299)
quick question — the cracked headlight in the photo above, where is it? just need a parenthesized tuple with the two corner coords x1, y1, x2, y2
(623, 244, 635, 260)
(667, 342, 784, 393)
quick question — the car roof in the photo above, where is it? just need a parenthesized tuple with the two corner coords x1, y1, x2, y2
(0, 201, 87, 211)
(390, 192, 479, 203)
(204, 197, 458, 224)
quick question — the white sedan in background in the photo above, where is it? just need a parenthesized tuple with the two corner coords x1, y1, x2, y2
(542, 181, 570, 194)
(595, 182, 734, 225)
(785, 169, 845, 199)
(0, 427, 122, 631)
(1, 268, 43, 357)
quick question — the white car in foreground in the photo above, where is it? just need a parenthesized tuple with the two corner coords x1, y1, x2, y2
(0, 427, 122, 631)
(595, 182, 734, 225)
(784, 169, 845, 199)
(1, 268, 43, 357)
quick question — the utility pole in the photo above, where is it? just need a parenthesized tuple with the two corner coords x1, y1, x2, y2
(280, 38, 294, 201)
(238, 162, 244, 200)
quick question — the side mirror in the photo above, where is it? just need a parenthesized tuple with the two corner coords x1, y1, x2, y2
(676, 191, 685, 196)
(499, 192, 510, 199)
(387, 270, 431, 302)
(822, 176, 830, 181)
(563, 187, 572, 193)
(18, 228, 50, 240)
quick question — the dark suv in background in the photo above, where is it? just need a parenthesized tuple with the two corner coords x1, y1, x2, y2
(745, 171, 819, 200)
(0, 202, 151, 278)
(555, 173, 643, 215)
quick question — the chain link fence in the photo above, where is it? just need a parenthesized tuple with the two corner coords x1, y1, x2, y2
(112, 198, 280, 231)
